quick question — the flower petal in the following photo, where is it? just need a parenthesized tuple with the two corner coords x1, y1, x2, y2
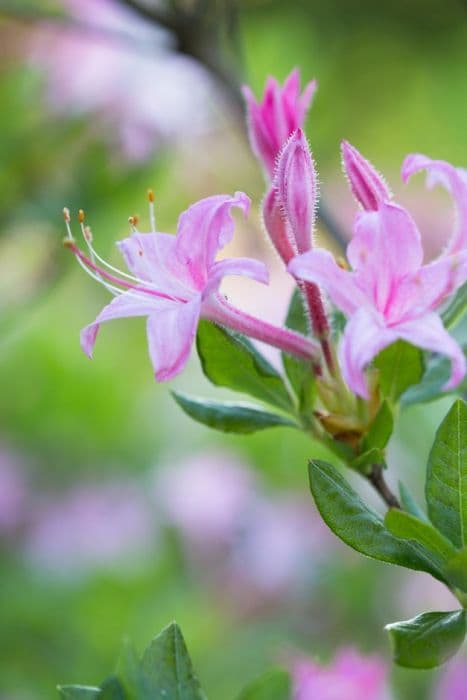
(80, 290, 164, 358)
(203, 257, 269, 298)
(348, 202, 423, 313)
(146, 296, 201, 382)
(175, 192, 251, 285)
(339, 309, 398, 398)
(402, 154, 467, 254)
(341, 141, 391, 211)
(117, 232, 194, 298)
(288, 249, 367, 316)
(395, 313, 466, 391)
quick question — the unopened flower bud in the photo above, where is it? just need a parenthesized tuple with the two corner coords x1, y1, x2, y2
(341, 140, 391, 211)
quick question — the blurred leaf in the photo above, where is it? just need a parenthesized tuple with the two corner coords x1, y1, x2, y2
(386, 610, 466, 669)
(99, 677, 127, 700)
(426, 399, 467, 548)
(281, 290, 315, 413)
(172, 392, 297, 434)
(58, 687, 100, 699)
(237, 668, 291, 700)
(140, 622, 207, 700)
(374, 341, 423, 402)
(398, 481, 428, 522)
(308, 460, 447, 581)
(362, 400, 393, 451)
(116, 641, 148, 700)
(196, 321, 293, 412)
(444, 549, 467, 593)
(385, 509, 457, 570)
(442, 283, 467, 328)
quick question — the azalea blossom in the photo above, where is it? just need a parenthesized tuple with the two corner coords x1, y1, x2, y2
(65, 193, 318, 381)
(289, 142, 467, 398)
(242, 68, 317, 178)
(291, 648, 390, 700)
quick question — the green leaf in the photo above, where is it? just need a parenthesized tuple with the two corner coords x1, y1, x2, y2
(442, 282, 467, 328)
(281, 290, 315, 412)
(386, 610, 466, 669)
(58, 687, 100, 699)
(385, 509, 457, 570)
(426, 399, 467, 548)
(196, 321, 293, 412)
(398, 481, 428, 522)
(140, 622, 207, 700)
(374, 341, 423, 402)
(237, 669, 291, 700)
(99, 677, 126, 700)
(172, 392, 297, 434)
(362, 401, 394, 451)
(116, 641, 148, 700)
(350, 447, 385, 474)
(308, 460, 447, 581)
(444, 548, 467, 593)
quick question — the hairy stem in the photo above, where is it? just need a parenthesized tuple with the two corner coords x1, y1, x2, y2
(367, 463, 400, 510)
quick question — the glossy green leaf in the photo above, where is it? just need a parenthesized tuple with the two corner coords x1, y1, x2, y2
(444, 548, 467, 593)
(98, 677, 126, 700)
(426, 400, 467, 548)
(362, 400, 393, 451)
(386, 610, 466, 669)
(196, 321, 293, 412)
(308, 460, 446, 581)
(374, 341, 423, 402)
(385, 509, 457, 570)
(398, 481, 428, 522)
(237, 669, 291, 700)
(140, 622, 207, 700)
(58, 687, 100, 699)
(172, 392, 297, 434)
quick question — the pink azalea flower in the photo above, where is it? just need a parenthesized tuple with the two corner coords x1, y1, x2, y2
(242, 69, 317, 178)
(65, 193, 317, 381)
(289, 142, 467, 398)
(434, 657, 467, 700)
(291, 649, 390, 700)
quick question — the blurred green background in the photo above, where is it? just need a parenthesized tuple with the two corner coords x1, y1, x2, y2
(0, 1, 466, 698)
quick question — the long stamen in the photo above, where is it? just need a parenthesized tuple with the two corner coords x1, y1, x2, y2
(148, 189, 156, 232)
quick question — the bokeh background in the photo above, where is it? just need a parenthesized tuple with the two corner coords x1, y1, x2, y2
(1, 1, 467, 698)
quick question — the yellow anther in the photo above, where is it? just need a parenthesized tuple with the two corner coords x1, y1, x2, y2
(147, 189, 155, 203)
(128, 215, 139, 227)
(78, 209, 85, 224)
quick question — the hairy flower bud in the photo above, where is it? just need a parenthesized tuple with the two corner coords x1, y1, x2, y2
(341, 140, 391, 211)
(262, 186, 296, 263)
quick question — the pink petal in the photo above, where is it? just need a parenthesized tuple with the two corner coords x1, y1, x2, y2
(80, 290, 164, 358)
(146, 296, 201, 382)
(242, 85, 277, 176)
(341, 141, 391, 211)
(396, 313, 466, 391)
(348, 202, 423, 314)
(117, 232, 194, 297)
(388, 250, 467, 321)
(339, 309, 398, 398)
(175, 192, 250, 285)
(402, 154, 467, 254)
(203, 257, 269, 297)
(262, 186, 297, 263)
(274, 129, 317, 254)
(288, 249, 367, 316)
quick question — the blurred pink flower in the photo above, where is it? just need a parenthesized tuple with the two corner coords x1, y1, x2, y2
(291, 649, 390, 700)
(25, 481, 156, 575)
(435, 657, 467, 700)
(0, 448, 28, 536)
(155, 451, 255, 546)
(29, 0, 214, 160)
